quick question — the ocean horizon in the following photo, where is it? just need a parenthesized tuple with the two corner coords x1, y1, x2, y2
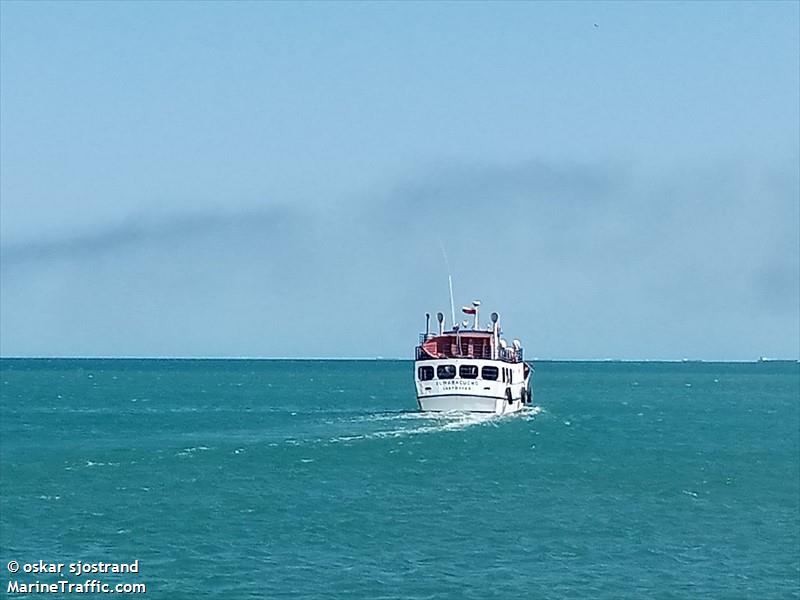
(2, 356, 798, 362)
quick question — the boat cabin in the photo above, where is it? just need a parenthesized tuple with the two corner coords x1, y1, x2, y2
(416, 330, 523, 363)
(415, 304, 524, 363)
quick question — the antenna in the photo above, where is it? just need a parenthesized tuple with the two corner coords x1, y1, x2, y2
(438, 239, 456, 327)
(448, 275, 456, 328)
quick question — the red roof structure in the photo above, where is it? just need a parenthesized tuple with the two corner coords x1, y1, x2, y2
(420, 332, 495, 360)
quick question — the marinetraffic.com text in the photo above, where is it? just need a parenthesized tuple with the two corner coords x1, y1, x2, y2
(5, 559, 146, 595)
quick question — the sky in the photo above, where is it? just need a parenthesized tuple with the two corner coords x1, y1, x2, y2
(1, 1, 798, 360)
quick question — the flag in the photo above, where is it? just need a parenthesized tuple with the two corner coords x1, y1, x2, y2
(461, 306, 477, 315)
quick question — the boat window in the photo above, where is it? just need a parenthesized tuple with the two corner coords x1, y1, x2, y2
(437, 364, 456, 379)
(418, 366, 434, 381)
(459, 364, 478, 379)
(482, 366, 499, 380)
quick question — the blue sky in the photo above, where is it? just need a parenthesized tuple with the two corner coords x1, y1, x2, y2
(1, 1, 798, 359)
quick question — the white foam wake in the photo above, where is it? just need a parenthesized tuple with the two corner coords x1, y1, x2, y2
(328, 407, 540, 444)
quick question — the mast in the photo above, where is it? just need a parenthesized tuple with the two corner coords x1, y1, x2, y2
(438, 239, 456, 329)
(448, 275, 456, 330)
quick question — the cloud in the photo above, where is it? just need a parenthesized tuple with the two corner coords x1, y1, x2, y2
(1, 206, 298, 265)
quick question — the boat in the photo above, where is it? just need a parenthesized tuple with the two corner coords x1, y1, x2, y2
(414, 301, 532, 414)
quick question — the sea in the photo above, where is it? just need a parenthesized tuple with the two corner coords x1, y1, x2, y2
(0, 359, 798, 599)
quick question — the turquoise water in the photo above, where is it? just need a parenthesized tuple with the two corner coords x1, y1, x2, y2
(1, 359, 798, 598)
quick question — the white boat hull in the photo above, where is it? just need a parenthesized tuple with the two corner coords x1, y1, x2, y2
(417, 394, 525, 414)
(414, 358, 531, 415)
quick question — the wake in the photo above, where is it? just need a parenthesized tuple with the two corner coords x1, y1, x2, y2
(328, 406, 541, 443)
